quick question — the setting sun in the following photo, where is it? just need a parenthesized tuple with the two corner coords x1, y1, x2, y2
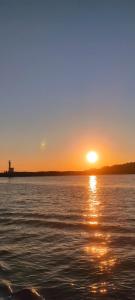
(86, 151, 99, 164)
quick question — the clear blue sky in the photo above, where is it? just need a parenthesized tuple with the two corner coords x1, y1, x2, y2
(0, 0, 135, 171)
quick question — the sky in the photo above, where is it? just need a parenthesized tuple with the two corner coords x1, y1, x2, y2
(0, 0, 135, 171)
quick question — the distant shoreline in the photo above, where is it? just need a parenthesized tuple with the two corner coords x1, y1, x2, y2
(1, 162, 135, 177)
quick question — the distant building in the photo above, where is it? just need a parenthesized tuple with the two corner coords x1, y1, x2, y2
(8, 160, 14, 177)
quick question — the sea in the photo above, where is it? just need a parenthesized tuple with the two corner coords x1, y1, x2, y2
(0, 175, 134, 300)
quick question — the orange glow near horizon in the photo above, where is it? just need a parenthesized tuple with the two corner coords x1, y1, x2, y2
(0, 139, 130, 172)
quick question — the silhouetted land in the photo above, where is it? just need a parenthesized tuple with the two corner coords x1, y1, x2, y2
(1, 162, 135, 177)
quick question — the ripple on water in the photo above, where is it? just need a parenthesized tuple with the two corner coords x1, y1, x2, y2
(0, 175, 134, 299)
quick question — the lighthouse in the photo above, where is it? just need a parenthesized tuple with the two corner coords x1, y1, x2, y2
(8, 160, 14, 177)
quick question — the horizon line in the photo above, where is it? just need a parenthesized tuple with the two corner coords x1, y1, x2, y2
(1, 161, 135, 174)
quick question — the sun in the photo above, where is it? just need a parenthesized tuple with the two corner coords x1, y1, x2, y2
(86, 151, 99, 164)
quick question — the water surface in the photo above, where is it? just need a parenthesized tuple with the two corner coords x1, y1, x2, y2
(0, 175, 134, 299)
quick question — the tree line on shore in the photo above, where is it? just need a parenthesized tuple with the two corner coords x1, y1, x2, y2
(0, 162, 135, 176)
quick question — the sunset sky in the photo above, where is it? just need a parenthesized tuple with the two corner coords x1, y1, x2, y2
(0, 0, 135, 171)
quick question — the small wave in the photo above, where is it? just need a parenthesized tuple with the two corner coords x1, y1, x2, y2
(0, 216, 134, 234)
(0, 212, 81, 222)
(0, 261, 10, 272)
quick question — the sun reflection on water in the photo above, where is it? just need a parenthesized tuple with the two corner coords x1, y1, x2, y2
(84, 176, 117, 295)
(89, 175, 97, 193)
(85, 176, 100, 225)
(85, 245, 108, 258)
(90, 282, 108, 294)
(89, 281, 116, 295)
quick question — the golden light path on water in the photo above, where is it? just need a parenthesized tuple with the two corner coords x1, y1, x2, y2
(84, 176, 117, 295)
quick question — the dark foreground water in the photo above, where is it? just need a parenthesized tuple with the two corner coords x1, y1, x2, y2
(0, 175, 135, 300)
